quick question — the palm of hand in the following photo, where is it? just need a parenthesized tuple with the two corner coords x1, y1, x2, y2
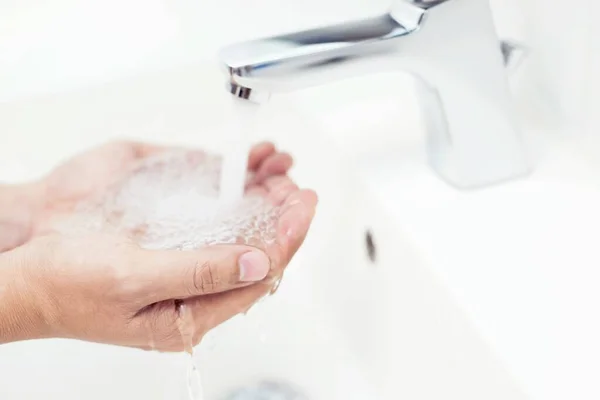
(35, 140, 316, 273)
(36, 141, 158, 229)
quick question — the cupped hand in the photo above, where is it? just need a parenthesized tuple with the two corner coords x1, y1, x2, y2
(4, 140, 317, 351)
(31, 140, 294, 236)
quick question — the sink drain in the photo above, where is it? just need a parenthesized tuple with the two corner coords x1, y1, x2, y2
(222, 380, 308, 400)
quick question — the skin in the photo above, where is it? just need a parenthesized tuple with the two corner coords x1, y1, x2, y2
(0, 140, 317, 352)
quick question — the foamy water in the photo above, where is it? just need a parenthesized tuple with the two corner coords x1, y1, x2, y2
(52, 148, 279, 400)
(54, 149, 279, 249)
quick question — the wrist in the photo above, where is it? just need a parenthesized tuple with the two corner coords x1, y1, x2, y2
(0, 182, 44, 251)
(0, 248, 51, 344)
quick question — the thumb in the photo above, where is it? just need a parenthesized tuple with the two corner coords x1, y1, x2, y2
(136, 245, 271, 303)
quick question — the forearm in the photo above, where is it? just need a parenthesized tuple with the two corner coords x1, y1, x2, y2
(0, 250, 47, 344)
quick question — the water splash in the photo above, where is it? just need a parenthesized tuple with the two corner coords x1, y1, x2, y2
(176, 302, 204, 400)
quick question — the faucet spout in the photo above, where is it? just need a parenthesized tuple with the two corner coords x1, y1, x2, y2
(220, 7, 426, 94)
(218, 0, 531, 189)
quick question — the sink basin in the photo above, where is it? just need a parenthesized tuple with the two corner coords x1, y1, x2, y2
(1, 57, 600, 400)
(345, 148, 600, 400)
(296, 78, 600, 399)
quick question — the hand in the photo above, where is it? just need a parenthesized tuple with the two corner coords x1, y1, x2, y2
(0, 140, 295, 250)
(30, 140, 295, 236)
(0, 140, 317, 351)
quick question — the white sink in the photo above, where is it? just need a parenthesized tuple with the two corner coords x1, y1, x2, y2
(346, 145, 600, 400)
(293, 77, 600, 399)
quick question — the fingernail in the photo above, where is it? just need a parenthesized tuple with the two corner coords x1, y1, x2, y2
(239, 250, 270, 282)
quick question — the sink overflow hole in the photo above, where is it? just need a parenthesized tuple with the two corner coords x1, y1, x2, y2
(365, 230, 376, 263)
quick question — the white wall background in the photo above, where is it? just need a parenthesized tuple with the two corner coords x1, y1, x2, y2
(586, 1, 600, 138)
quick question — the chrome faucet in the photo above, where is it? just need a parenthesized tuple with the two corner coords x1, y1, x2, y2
(218, 0, 531, 189)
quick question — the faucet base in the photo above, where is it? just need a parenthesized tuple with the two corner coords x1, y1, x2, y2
(415, 79, 532, 190)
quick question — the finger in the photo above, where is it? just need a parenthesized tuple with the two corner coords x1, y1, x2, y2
(247, 142, 276, 171)
(264, 175, 296, 190)
(274, 189, 318, 269)
(113, 139, 168, 158)
(245, 175, 297, 206)
(251, 153, 294, 185)
(136, 245, 272, 304)
(185, 280, 275, 335)
(173, 192, 318, 344)
(262, 175, 299, 206)
(119, 139, 207, 162)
